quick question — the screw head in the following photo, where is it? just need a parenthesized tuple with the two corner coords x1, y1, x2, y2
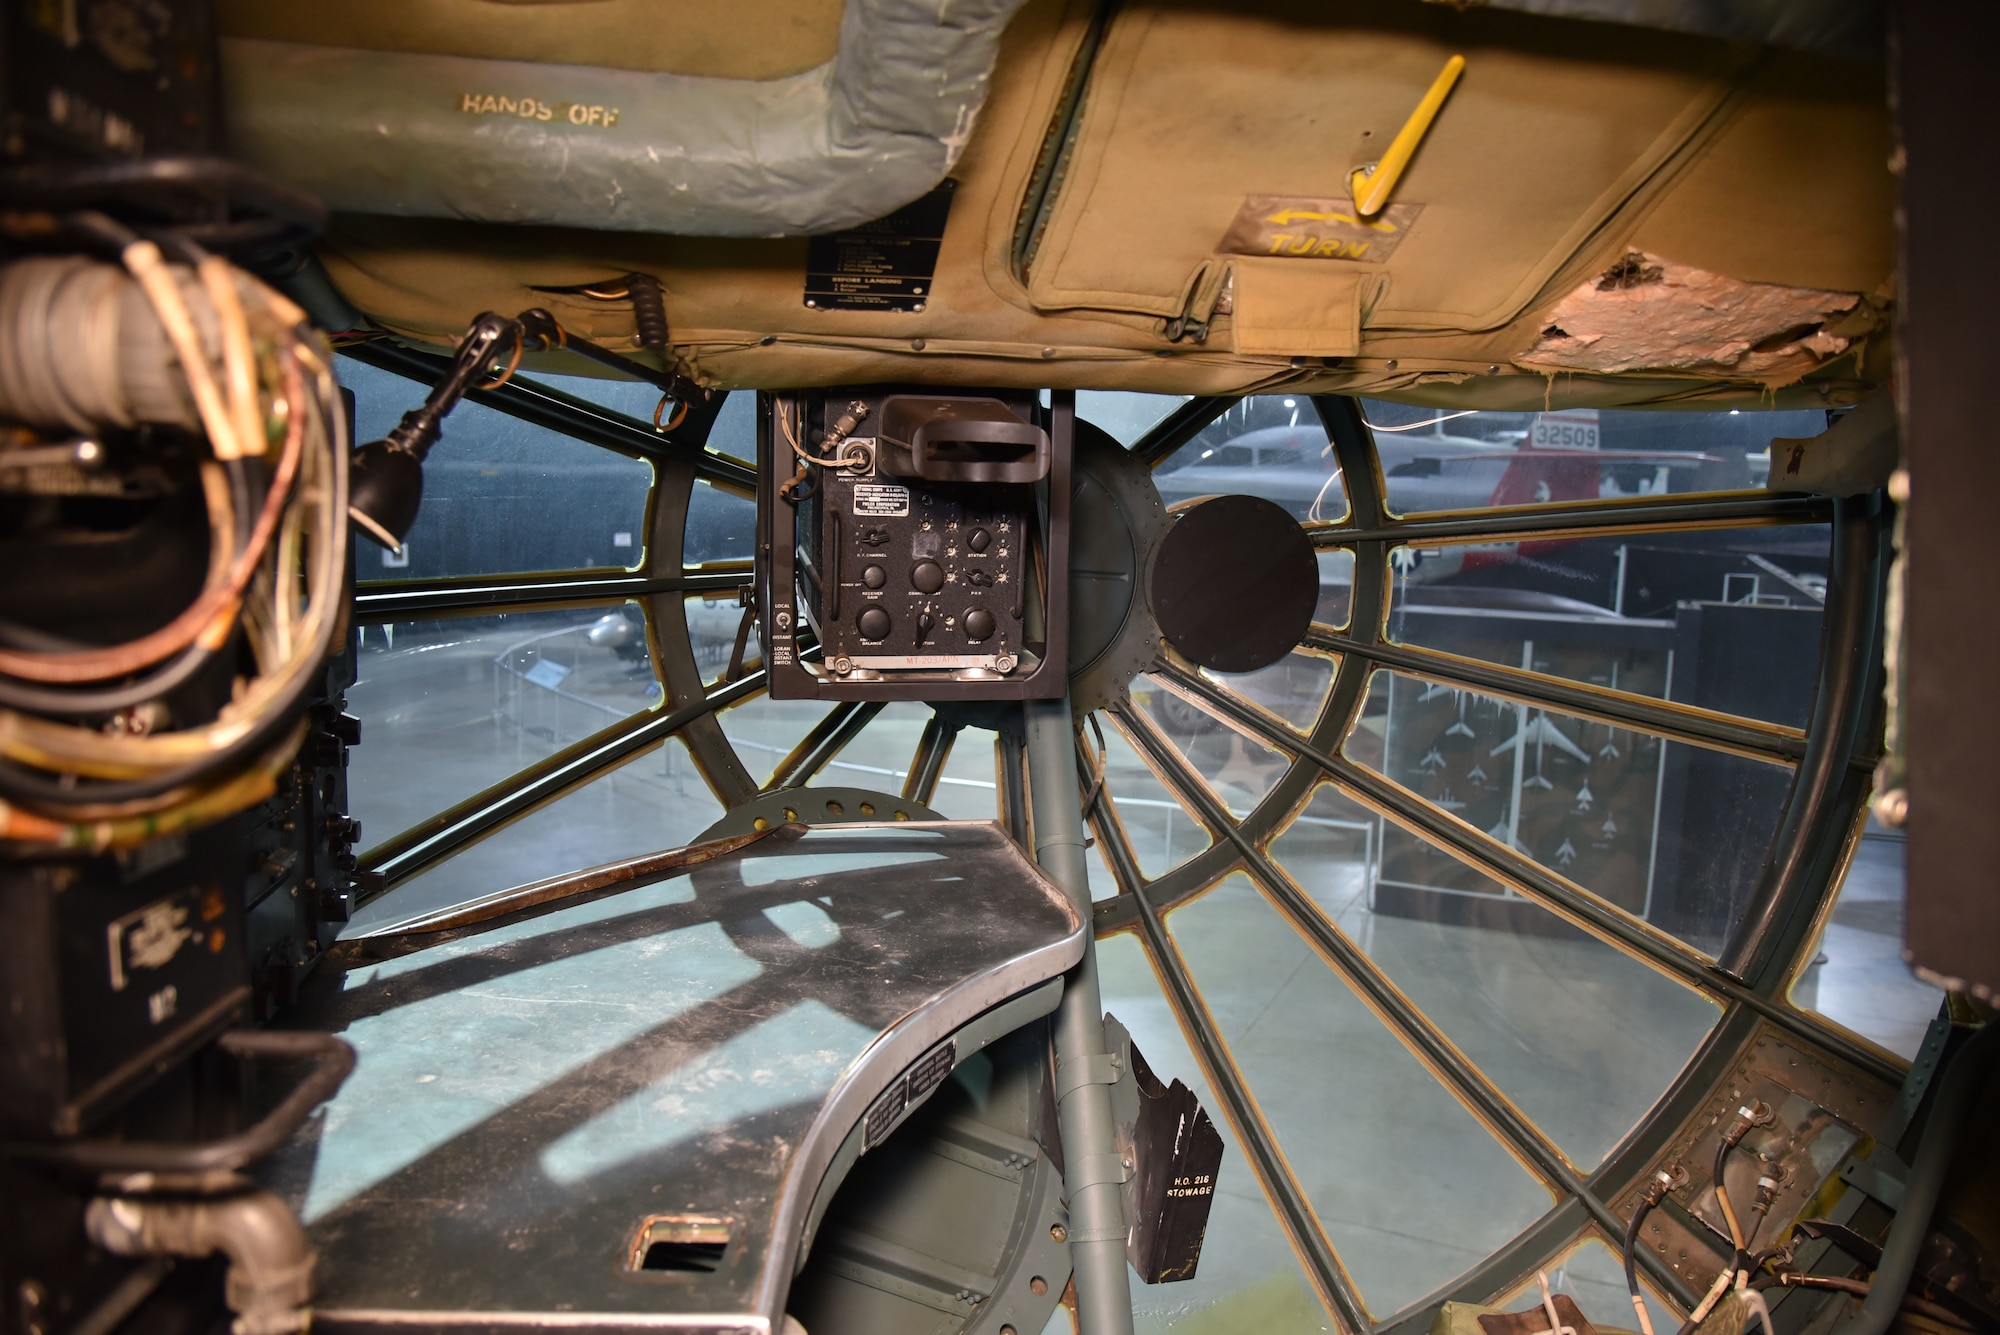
(1050, 1224, 1067, 1243)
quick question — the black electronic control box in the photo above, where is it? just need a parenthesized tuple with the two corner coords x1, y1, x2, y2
(0, 819, 250, 1138)
(760, 388, 1073, 701)
(1, 0, 220, 163)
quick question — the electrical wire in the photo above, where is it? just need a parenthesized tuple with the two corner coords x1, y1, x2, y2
(1669, 1105, 1773, 1335)
(1767, 1276, 1973, 1330)
(1737, 1276, 1776, 1335)
(1622, 1171, 1679, 1335)
(0, 644, 214, 716)
(778, 399, 841, 466)
(1715, 1133, 1750, 1270)
(0, 390, 328, 801)
(779, 398, 870, 470)
(1675, 1264, 1738, 1335)
(1361, 409, 1481, 433)
(0, 251, 348, 844)
(0, 221, 280, 684)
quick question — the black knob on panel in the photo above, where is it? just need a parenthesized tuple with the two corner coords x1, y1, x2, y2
(917, 612, 935, 639)
(967, 528, 991, 553)
(911, 560, 945, 593)
(963, 608, 996, 641)
(857, 607, 892, 640)
(862, 564, 886, 589)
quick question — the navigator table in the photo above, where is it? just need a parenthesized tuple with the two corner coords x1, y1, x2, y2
(260, 822, 1085, 1335)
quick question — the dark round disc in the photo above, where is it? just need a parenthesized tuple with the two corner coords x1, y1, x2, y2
(1148, 494, 1316, 673)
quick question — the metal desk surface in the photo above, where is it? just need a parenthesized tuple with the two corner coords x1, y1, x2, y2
(260, 822, 1083, 1335)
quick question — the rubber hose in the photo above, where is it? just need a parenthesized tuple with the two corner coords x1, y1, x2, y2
(0, 642, 212, 716)
(1625, 1195, 1654, 1304)
(1624, 1193, 1660, 1335)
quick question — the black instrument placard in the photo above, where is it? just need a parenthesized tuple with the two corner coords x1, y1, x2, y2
(804, 180, 956, 313)
(1127, 1037, 1224, 1283)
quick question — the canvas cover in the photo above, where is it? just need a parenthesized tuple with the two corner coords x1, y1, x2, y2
(235, 0, 1895, 407)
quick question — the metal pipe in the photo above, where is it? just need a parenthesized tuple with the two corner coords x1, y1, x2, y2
(353, 572, 730, 623)
(1850, 1021, 1999, 1335)
(1024, 694, 1135, 1335)
(1775, 1276, 1971, 1329)
(774, 700, 885, 789)
(1719, 494, 1887, 984)
(340, 340, 747, 492)
(1309, 492, 1832, 548)
(1131, 396, 1236, 468)
(1088, 783, 1369, 1335)
(87, 1187, 314, 1335)
(999, 727, 1029, 847)
(17, 1032, 354, 1180)
(1293, 631, 1808, 763)
(902, 714, 961, 803)
(360, 667, 767, 888)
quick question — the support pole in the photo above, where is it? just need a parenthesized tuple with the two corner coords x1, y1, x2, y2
(1024, 694, 1136, 1335)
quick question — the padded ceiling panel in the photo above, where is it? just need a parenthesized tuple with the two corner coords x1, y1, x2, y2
(221, 0, 1029, 236)
(1020, 1, 1742, 334)
(295, 0, 1895, 408)
(1628, 53, 1894, 294)
(217, 0, 845, 81)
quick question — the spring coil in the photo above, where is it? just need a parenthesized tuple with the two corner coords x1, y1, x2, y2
(626, 273, 669, 350)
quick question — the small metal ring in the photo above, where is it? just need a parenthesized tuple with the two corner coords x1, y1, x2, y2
(478, 338, 524, 390)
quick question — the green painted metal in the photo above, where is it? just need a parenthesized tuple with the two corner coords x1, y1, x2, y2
(1089, 796, 1372, 1335)
(326, 366, 1899, 1335)
(1026, 696, 1137, 1335)
(1297, 628, 1808, 762)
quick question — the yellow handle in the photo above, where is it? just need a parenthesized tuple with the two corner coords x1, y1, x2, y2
(1350, 53, 1465, 217)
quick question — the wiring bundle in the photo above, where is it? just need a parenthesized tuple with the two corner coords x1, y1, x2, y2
(0, 213, 349, 850)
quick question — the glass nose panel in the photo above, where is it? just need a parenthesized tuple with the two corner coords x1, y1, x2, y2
(1166, 873, 1557, 1317)
(1270, 782, 1721, 1172)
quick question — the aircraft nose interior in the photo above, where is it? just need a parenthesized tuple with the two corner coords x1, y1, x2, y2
(1, 6, 1994, 1335)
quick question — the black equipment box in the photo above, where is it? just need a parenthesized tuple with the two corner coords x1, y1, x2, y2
(761, 387, 1073, 701)
(1, 0, 219, 162)
(0, 821, 249, 1137)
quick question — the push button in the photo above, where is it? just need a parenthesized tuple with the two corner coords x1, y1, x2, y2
(857, 607, 891, 640)
(911, 560, 945, 593)
(963, 608, 996, 641)
(862, 564, 886, 589)
(967, 528, 991, 553)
